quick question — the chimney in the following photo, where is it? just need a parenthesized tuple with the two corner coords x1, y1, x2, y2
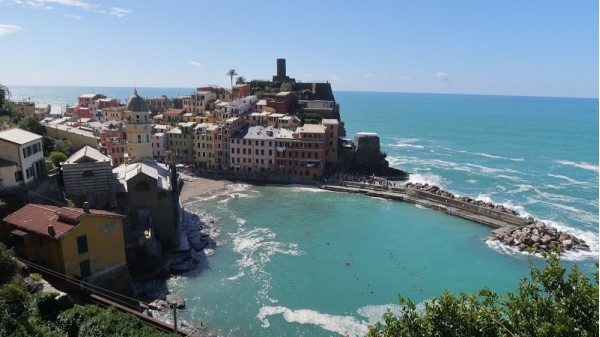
(83, 202, 90, 213)
(47, 225, 56, 237)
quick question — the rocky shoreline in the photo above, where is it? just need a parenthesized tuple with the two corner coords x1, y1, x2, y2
(403, 182, 590, 254)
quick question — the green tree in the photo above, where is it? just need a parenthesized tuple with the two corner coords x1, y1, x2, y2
(18, 117, 46, 135)
(367, 254, 599, 337)
(48, 151, 68, 167)
(0, 243, 19, 285)
(53, 138, 72, 155)
(226, 68, 237, 93)
(236, 76, 246, 84)
(0, 84, 9, 113)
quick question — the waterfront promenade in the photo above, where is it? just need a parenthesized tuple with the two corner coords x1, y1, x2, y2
(321, 182, 527, 230)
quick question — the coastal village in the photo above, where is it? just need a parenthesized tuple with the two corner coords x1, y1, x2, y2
(0, 59, 591, 334)
(0, 59, 406, 331)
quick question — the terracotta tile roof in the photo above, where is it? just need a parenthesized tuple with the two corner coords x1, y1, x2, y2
(3, 204, 122, 239)
(163, 108, 185, 116)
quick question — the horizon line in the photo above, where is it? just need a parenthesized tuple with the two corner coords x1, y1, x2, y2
(5, 83, 598, 100)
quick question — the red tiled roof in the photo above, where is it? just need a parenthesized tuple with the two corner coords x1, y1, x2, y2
(3, 204, 122, 239)
(163, 108, 185, 116)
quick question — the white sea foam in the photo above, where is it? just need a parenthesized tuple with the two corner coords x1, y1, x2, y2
(537, 201, 599, 226)
(290, 186, 330, 193)
(555, 160, 599, 173)
(356, 304, 404, 326)
(474, 193, 494, 204)
(257, 301, 434, 337)
(440, 147, 524, 162)
(408, 173, 446, 188)
(388, 138, 424, 149)
(257, 306, 368, 337)
(465, 163, 520, 175)
(466, 179, 478, 184)
(229, 227, 304, 299)
(547, 173, 593, 187)
(474, 152, 524, 162)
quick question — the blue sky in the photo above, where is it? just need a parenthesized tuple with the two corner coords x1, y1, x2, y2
(0, 0, 598, 98)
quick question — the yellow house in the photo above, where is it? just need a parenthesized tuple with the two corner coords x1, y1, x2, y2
(2, 203, 128, 284)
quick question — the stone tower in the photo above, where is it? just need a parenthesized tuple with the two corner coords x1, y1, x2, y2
(124, 89, 153, 163)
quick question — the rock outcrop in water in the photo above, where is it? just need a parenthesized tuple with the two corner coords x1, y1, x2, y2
(488, 221, 590, 254)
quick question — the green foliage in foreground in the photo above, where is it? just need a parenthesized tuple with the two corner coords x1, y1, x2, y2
(367, 254, 599, 337)
(0, 244, 176, 337)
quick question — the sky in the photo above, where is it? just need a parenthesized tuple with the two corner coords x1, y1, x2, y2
(0, 0, 598, 98)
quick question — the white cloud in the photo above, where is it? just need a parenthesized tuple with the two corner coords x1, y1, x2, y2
(435, 72, 451, 81)
(0, 24, 23, 37)
(109, 7, 130, 18)
(9, 0, 130, 17)
(64, 13, 81, 20)
(401, 75, 411, 81)
(189, 60, 202, 67)
(363, 72, 375, 79)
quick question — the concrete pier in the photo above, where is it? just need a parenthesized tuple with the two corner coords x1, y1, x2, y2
(321, 183, 526, 229)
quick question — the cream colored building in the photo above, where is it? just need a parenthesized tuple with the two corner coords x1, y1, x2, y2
(193, 123, 218, 169)
(123, 90, 153, 163)
(0, 128, 45, 187)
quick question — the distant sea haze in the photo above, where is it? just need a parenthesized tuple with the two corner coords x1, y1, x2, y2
(11, 86, 599, 337)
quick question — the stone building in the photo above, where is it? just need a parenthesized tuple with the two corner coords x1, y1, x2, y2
(62, 145, 113, 208)
(113, 90, 179, 248)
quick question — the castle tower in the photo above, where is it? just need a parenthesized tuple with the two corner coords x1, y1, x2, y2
(277, 58, 286, 79)
(124, 89, 153, 163)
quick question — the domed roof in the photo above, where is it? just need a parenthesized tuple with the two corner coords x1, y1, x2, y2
(125, 89, 149, 112)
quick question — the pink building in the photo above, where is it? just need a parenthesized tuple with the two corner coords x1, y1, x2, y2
(214, 117, 246, 170)
(99, 121, 127, 167)
(229, 126, 277, 172)
(152, 132, 166, 163)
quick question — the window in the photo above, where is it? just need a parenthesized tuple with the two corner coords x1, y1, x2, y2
(77, 235, 88, 254)
(82, 170, 94, 178)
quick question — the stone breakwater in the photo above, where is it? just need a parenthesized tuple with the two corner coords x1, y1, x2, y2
(404, 182, 519, 216)
(403, 182, 589, 254)
(488, 222, 590, 254)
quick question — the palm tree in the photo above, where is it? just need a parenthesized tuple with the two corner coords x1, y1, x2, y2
(226, 69, 237, 93)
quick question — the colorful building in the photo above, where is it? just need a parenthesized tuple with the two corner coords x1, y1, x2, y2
(230, 126, 277, 172)
(1, 203, 131, 294)
(0, 128, 45, 187)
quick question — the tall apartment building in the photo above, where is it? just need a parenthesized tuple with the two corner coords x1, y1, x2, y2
(214, 117, 245, 170)
(274, 124, 326, 179)
(230, 126, 277, 172)
(193, 123, 218, 169)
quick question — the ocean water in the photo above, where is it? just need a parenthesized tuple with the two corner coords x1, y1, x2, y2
(8, 86, 599, 336)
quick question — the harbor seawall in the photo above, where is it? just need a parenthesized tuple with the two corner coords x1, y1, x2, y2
(321, 183, 526, 229)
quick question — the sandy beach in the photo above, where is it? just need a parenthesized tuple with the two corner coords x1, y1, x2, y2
(179, 176, 233, 204)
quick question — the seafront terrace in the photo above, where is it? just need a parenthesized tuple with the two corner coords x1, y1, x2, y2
(321, 182, 527, 230)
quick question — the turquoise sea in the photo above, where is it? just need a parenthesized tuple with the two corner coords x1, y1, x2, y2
(9, 86, 600, 336)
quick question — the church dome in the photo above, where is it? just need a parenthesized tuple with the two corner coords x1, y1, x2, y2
(125, 89, 149, 112)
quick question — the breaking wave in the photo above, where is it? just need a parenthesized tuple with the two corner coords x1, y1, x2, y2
(257, 306, 368, 337)
(555, 160, 599, 173)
